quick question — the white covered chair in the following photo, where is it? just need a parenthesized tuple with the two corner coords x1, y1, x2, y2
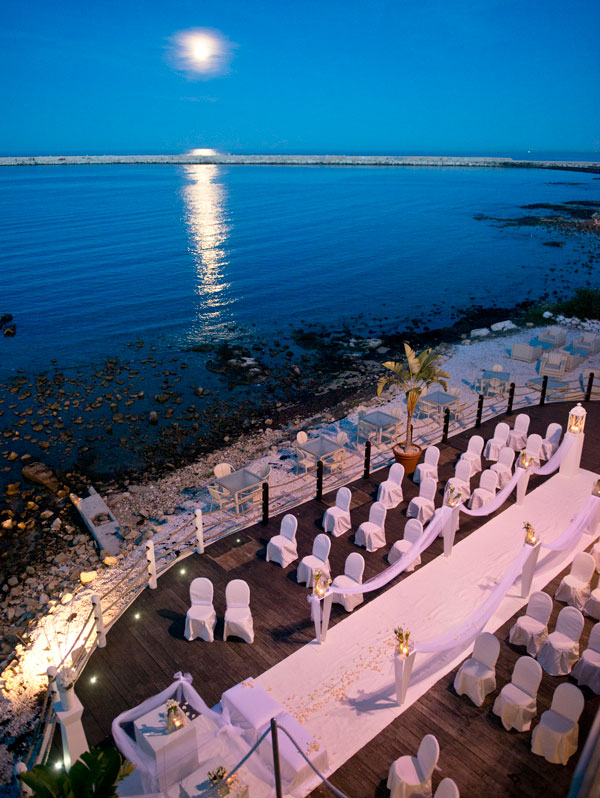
(524, 433, 543, 468)
(387, 733, 439, 798)
(265, 514, 298, 568)
(508, 414, 530, 451)
(509, 591, 553, 656)
(214, 462, 233, 478)
(484, 422, 510, 462)
(468, 469, 498, 511)
(572, 623, 600, 694)
(537, 606, 584, 675)
(434, 779, 459, 798)
(490, 446, 515, 489)
(388, 519, 423, 571)
(453, 632, 500, 706)
(331, 552, 365, 612)
(443, 459, 472, 503)
(540, 423, 562, 461)
(322, 487, 352, 537)
(184, 577, 217, 643)
(296, 533, 331, 587)
(223, 579, 254, 644)
(414, 446, 440, 485)
(406, 477, 437, 524)
(377, 463, 405, 509)
(354, 501, 387, 552)
(459, 435, 484, 477)
(492, 656, 542, 732)
(555, 552, 595, 611)
(531, 683, 584, 765)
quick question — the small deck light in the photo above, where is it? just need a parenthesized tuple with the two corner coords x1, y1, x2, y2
(90, 675, 97, 684)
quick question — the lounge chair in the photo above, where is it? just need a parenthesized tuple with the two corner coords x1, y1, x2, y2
(511, 342, 542, 363)
(538, 325, 567, 348)
(574, 331, 600, 355)
(539, 350, 568, 378)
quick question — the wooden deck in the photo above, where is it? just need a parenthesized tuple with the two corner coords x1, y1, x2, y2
(75, 401, 600, 797)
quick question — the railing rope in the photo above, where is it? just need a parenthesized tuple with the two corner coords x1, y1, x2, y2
(145, 540, 157, 589)
(91, 595, 106, 648)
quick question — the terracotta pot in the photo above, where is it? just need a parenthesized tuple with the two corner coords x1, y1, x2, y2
(392, 443, 422, 475)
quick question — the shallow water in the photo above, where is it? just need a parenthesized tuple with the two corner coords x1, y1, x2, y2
(0, 164, 598, 375)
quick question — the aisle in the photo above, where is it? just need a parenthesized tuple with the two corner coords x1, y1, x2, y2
(255, 468, 599, 795)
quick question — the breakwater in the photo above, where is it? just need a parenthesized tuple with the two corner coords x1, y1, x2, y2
(1, 153, 600, 172)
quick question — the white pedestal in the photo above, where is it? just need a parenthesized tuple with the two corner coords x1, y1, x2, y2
(560, 433, 584, 478)
(520, 541, 542, 599)
(55, 692, 89, 770)
(443, 506, 461, 557)
(394, 650, 416, 706)
(516, 470, 532, 506)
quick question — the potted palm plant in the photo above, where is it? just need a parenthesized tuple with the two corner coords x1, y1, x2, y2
(377, 343, 449, 474)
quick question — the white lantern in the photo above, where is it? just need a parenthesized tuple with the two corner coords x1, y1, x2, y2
(568, 403, 587, 435)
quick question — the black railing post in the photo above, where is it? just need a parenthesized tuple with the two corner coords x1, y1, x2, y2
(270, 718, 283, 798)
(363, 440, 371, 479)
(507, 382, 515, 415)
(261, 482, 269, 525)
(316, 460, 323, 501)
(442, 408, 450, 444)
(476, 394, 484, 428)
(540, 375, 548, 407)
(585, 372, 594, 402)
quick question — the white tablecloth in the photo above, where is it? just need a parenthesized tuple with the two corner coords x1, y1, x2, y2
(221, 679, 283, 744)
(258, 711, 329, 793)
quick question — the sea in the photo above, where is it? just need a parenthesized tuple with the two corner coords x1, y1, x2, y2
(0, 160, 598, 377)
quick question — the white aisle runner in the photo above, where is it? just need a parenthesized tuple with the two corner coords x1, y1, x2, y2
(255, 469, 599, 796)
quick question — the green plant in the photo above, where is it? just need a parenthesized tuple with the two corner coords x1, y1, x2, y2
(18, 747, 134, 798)
(377, 343, 449, 452)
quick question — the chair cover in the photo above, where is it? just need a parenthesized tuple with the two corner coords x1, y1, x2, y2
(414, 446, 440, 485)
(460, 435, 484, 476)
(540, 423, 562, 461)
(388, 519, 423, 571)
(266, 514, 298, 568)
(468, 470, 498, 511)
(378, 463, 405, 509)
(490, 447, 515, 489)
(297, 533, 330, 586)
(492, 656, 542, 732)
(572, 623, 600, 693)
(584, 587, 600, 620)
(323, 487, 352, 537)
(223, 580, 254, 643)
(387, 734, 439, 798)
(453, 632, 500, 706)
(434, 779, 459, 798)
(508, 591, 552, 656)
(484, 422, 509, 462)
(508, 414, 530, 451)
(185, 578, 217, 643)
(555, 552, 595, 610)
(537, 606, 584, 675)
(443, 459, 472, 503)
(531, 683, 584, 764)
(525, 433, 543, 467)
(332, 552, 365, 612)
(592, 541, 600, 572)
(407, 477, 436, 524)
(354, 501, 387, 552)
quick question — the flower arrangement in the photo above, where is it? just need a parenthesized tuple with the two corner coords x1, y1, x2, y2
(208, 766, 236, 796)
(165, 699, 187, 733)
(393, 627, 412, 656)
(312, 569, 331, 599)
(523, 521, 537, 546)
(519, 450, 535, 469)
(56, 666, 77, 691)
(445, 485, 462, 507)
(208, 766, 228, 785)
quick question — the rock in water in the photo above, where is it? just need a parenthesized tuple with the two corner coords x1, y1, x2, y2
(148, 410, 158, 425)
(21, 462, 60, 493)
(0, 313, 13, 328)
(3, 323, 16, 337)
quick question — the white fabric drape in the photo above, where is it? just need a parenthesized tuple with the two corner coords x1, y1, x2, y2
(414, 546, 531, 654)
(541, 495, 600, 551)
(460, 468, 523, 517)
(533, 433, 575, 476)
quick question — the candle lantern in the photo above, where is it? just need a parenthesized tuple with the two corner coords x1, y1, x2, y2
(592, 479, 600, 498)
(519, 450, 535, 469)
(523, 521, 538, 546)
(568, 403, 587, 435)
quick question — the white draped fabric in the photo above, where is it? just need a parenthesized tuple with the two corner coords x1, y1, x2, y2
(533, 433, 575, 476)
(541, 495, 600, 551)
(460, 468, 522, 517)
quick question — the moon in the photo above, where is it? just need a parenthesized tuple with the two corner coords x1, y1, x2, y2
(170, 28, 232, 77)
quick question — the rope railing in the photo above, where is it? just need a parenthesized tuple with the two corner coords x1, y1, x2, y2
(19, 371, 597, 779)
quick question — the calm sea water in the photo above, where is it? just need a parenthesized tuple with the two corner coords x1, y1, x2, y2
(0, 164, 598, 375)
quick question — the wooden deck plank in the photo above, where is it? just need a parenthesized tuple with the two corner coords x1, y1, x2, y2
(74, 401, 600, 797)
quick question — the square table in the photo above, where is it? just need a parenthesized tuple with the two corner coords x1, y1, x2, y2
(221, 679, 283, 745)
(481, 369, 510, 382)
(359, 410, 399, 444)
(216, 468, 263, 514)
(297, 436, 341, 459)
(134, 702, 204, 790)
